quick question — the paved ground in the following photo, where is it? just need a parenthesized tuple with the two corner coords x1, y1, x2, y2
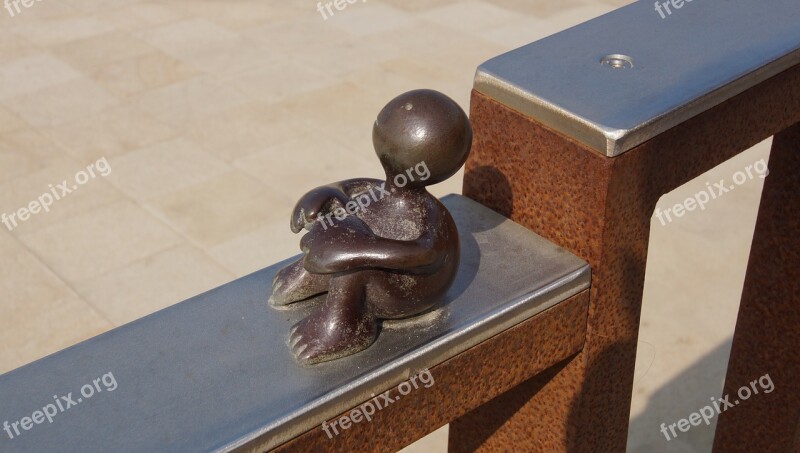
(0, 1, 770, 451)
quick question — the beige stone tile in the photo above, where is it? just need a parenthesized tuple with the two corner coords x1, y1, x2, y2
(282, 17, 454, 79)
(12, 15, 115, 47)
(0, 157, 122, 235)
(323, 4, 418, 37)
(0, 0, 78, 24)
(146, 171, 289, 248)
(0, 105, 26, 134)
(360, 22, 458, 58)
(90, 50, 199, 98)
(0, 230, 112, 373)
(106, 138, 231, 201)
(380, 0, 460, 12)
(228, 61, 344, 104)
(183, 103, 305, 162)
(244, 19, 354, 76)
(489, 0, 588, 17)
(345, 65, 429, 103)
(261, 8, 422, 78)
(94, 1, 188, 32)
(244, 15, 350, 52)
(0, 30, 36, 65)
(41, 104, 176, 162)
(207, 220, 301, 277)
(420, 0, 527, 31)
(546, 3, 617, 29)
(0, 53, 82, 100)
(401, 425, 448, 452)
(134, 18, 239, 56)
(480, 17, 557, 49)
(270, 82, 388, 153)
(0, 126, 70, 183)
(0, 291, 112, 374)
(3, 77, 119, 128)
(130, 76, 248, 130)
(171, 0, 302, 30)
(352, 58, 462, 93)
(415, 31, 506, 75)
(601, 0, 634, 7)
(75, 245, 234, 326)
(234, 135, 382, 201)
(62, 0, 144, 13)
(166, 36, 269, 77)
(287, 40, 392, 79)
(349, 58, 468, 111)
(18, 199, 182, 284)
(356, 23, 501, 83)
(50, 30, 157, 74)
(0, 228, 71, 308)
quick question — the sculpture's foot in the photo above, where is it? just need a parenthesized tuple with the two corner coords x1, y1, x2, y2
(288, 276, 377, 365)
(269, 257, 329, 308)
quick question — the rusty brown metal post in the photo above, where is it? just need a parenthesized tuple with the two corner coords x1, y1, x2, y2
(452, 59, 800, 451)
(712, 123, 800, 452)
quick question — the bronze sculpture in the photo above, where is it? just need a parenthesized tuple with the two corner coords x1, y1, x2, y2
(269, 89, 472, 365)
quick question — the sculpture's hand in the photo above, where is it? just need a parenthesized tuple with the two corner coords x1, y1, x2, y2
(300, 214, 443, 274)
(300, 217, 377, 273)
(290, 187, 349, 233)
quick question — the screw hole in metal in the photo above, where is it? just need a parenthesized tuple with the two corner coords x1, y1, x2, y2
(600, 54, 634, 69)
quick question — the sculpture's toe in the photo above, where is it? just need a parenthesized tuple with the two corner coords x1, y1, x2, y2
(268, 277, 293, 307)
(287, 307, 377, 365)
(269, 259, 328, 308)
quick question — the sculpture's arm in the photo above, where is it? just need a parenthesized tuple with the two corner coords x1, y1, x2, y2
(301, 208, 445, 274)
(290, 178, 382, 233)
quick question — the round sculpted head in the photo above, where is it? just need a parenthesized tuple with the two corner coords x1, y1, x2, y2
(373, 89, 472, 188)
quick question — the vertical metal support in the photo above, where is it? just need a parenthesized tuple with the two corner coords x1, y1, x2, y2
(452, 61, 800, 451)
(453, 90, 653, 452)
(713, 123, 800, 452)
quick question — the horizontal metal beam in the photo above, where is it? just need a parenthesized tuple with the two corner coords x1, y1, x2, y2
(0, 195, 589, 453)
(475, 0, 800, 156)
(271, 290, 590, 452)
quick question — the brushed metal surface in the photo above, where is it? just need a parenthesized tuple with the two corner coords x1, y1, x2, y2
(0, 195, 590, 452)
(475, 0, 800, 156)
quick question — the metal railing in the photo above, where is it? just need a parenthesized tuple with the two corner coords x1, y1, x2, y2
(2, 0, 798, 451)
(0, 196, 590, 452)
(458, 0, 799, 450)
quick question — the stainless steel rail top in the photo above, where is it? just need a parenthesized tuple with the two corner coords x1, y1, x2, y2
(0, 195, 589, 452)
(475, 0, 800, 156)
